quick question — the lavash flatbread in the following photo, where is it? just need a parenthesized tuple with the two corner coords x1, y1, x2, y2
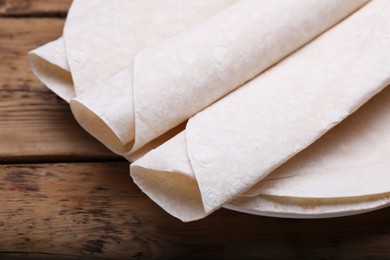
(29, 0, 390, 222)
(30, 0, 367, 157)
(131, 0, 390, 221)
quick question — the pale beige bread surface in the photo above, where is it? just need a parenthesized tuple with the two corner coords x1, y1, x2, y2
(29, 37, 73, 102)
(131, 0, 390, 221)
(31, 0, 239, 155)
(245, 86, 390, 199)
(30, 0, 367, 158)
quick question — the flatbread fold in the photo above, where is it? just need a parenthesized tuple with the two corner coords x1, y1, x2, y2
(131, 0, 390, 221)
(29, 0, 390, 221)
(30, 0, 368, 157)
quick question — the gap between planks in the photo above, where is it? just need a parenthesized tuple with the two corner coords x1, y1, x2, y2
(0, 12, 67, 18)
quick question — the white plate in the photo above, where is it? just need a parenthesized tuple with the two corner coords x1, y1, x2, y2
(224, 194, 390, 218)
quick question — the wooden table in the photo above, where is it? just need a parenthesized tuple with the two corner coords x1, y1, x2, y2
(1, 0, 389, 258)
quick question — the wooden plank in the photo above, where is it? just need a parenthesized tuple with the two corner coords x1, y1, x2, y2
(0, 18, 120, 162)
(0, 0, 71, 16)
(0, 162, 389, 259)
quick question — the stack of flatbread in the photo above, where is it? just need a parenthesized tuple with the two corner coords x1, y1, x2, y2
(30, 0, 390, 221)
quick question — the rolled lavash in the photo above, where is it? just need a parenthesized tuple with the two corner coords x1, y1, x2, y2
(244, 87, 390, 200)
(29, 0, 368, 158)
(130, 0, 390, 221)
(29, 0, 239, 154)
(227, 86, 390, 218)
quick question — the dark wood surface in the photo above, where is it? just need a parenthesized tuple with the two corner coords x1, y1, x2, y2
(0, 17, 120, 163)
(0, 0, 71, 16)
(1, 163, 390, 259)
(0, 1, 389, 258)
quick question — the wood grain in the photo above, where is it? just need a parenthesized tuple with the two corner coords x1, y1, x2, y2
(0, 18, 120, 162)
(0, 163, 389, 259)
(1, 2, 390, 259)
(0, 0, 71, 16)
